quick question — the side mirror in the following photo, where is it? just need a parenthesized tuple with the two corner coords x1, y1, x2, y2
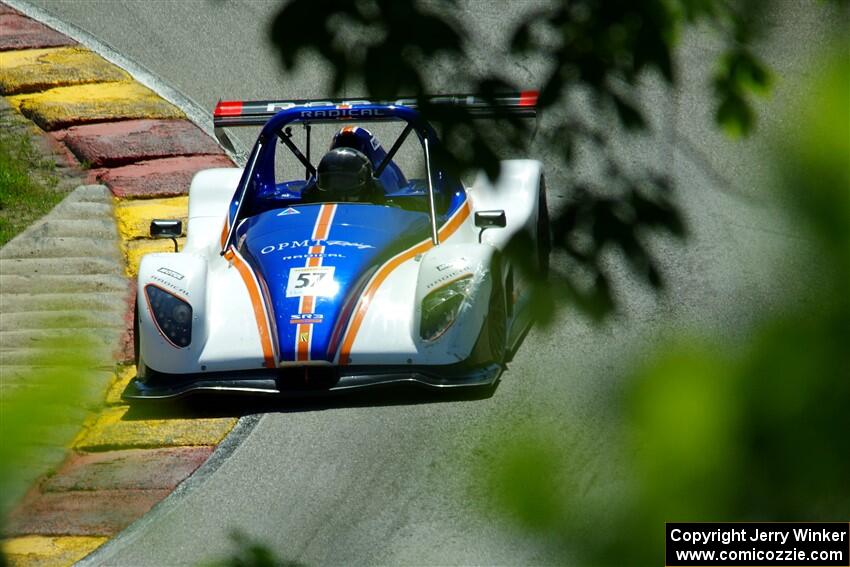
(150, 219, 182, 252)
(474, 210, 506, 243)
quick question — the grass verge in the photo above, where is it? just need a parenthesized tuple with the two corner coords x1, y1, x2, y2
(0, 125, 61, 246)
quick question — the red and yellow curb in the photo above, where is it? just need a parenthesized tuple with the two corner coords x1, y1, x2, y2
(2, 536, 108, 567)
(0, 46, 129, 95)
(100, 154, 233, 199)
(54, 118, 226, 168)
(115, 196, 189, 241)
(74, 405, 235, 452)
(7, 81, 186, 131)
(1, 4, 241, 564)
(0, 10, 75, 51)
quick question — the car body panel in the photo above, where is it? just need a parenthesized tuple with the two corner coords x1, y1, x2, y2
(239, 203, 430, 363)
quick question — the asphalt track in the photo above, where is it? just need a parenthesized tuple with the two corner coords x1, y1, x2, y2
(17, 1, 837, 564)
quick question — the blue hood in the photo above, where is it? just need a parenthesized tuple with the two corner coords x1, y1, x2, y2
(237, 204, 429, 363)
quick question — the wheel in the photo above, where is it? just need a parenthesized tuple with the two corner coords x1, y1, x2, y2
(537, 176, 551, 278)
(469, 258, 507, 366)
(487, 269, 507, 364)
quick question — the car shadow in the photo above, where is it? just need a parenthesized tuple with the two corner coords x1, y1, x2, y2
(121, 380, 500, 421)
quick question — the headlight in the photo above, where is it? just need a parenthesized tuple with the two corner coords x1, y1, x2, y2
(420, 275, 473, 341)
(144, 285, 193, 348)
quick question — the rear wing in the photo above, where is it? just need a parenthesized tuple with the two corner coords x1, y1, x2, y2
(212, 91, 538, 129)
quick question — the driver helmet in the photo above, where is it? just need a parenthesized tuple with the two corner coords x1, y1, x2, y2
(315, 147, 375, 202)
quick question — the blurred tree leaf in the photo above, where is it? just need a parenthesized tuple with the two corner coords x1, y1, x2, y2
(715, 90, 753, 138)
(202, 530, 304, 567)
(470, 39, 850, 565)
(486, 428, 565, 532)
(0, 314, 100, 558)
(713, 47, 771, 138)
(267, 0, 785, 318)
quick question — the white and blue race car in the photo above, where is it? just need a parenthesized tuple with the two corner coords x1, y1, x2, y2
(126, 92, 549, 399)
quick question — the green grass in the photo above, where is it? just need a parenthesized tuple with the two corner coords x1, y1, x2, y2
(0, 128, 61, 246)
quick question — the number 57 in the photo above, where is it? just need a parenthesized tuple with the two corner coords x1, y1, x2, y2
(295, 272, 326, 289)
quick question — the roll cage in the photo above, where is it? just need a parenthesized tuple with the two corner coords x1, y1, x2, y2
(213, 92, 538, 255)
(220, 105, 453, 254)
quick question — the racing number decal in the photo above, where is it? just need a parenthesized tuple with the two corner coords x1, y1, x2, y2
(295, 203, 337, 362)
(286, 266, 336, 298)
(295, 271, 325, 290)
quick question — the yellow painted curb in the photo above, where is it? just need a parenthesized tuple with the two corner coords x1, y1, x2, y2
(104, 365, 136, 405)
(0, 24, 238, 554)
(123, 237, 186, 278)
(2, 535, 107, 567)
(114, 196, 188, 241)
(7, 81, 184, 130)
(73, 406, 236, 451)
(0, 47, 130, 96)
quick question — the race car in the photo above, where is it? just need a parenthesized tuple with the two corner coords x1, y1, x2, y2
(125, 92, 549, 399)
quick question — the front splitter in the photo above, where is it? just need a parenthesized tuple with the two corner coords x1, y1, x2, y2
(122, 364, 502, 400)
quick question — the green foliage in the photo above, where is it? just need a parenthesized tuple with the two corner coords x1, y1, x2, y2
(0, 124, 61, 246)
(0, 316, 99, 518)
(268, 0, 782, 316)
(487, 426, 566, 532)
(201, 531, 304, 567)
(714, 48, 771, 138)
(472, 44, 850, 565)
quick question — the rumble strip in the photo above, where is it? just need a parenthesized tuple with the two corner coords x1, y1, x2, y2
(0, 3, 238, 563)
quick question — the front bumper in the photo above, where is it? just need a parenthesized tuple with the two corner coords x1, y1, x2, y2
(122, 364, 502, 400)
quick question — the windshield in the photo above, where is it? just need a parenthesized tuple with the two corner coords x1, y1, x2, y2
(221, 108, 467, 253)
(245, 120, 454, 218)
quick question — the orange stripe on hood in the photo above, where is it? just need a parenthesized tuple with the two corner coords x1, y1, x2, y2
(312, 204, 336, 240)
(226, 248, 276, 368)
(338, 201, 470, 364)
(295, 204, 336, 362)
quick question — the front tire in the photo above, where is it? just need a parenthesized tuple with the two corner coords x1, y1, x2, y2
(469, 259, 507, 366)
(537, 176, 551, 278)
(133, 301, 150, 381)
